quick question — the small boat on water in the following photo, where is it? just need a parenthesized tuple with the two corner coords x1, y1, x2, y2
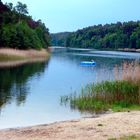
(80, 60, 96, 66)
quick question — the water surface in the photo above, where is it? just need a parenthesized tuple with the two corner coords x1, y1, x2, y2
(0, 48, 140, 129)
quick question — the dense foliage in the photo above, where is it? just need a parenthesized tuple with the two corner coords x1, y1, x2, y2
(0, 1, 50, 49)
(51, 32, 70, 46)
(52, 21, 140, 50)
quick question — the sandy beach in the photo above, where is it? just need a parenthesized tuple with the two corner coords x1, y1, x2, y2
(0, 111, 139, 140)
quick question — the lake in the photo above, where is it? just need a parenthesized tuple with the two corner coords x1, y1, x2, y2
(0, 48, 140, 129)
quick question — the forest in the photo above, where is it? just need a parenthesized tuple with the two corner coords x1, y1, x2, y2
(52, 21, 140, 50)
(51, 32, 70, 47)
(0, 0, 50, 50)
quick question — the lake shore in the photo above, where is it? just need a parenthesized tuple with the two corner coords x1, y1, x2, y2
(0, 48, 50, 67)
(0, 111, 140, 140)
(117, 48, 140, 52)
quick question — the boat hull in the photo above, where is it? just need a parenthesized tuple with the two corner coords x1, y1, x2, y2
(80, 61, 96, 66)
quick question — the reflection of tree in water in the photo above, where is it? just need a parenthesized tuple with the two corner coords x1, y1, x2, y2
(0, 61, 48, 109)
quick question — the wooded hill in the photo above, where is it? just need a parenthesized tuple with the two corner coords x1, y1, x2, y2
(51, 21, 140, 50)
(51, 32, 70, 47)
(0, 0, 50, 50)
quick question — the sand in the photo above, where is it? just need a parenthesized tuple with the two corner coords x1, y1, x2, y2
(0, 111, 139, 140)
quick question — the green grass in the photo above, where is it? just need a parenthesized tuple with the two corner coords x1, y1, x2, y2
(108, 135, 140, 140)
(61, 80, 140, 113)
(112, 104, 140, 112)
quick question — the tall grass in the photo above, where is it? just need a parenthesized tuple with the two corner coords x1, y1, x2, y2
(113, 61, 140, 104)
(61, 61, 140, 113)
(0, 48, 50, 68)
(0, 48, 49, 61)
(117, 61, 140, 84)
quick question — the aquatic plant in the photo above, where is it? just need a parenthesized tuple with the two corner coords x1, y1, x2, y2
(61, 62, 140, 113)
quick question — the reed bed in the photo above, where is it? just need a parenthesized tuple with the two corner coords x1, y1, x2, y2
(61, 61, 140, 113)
(121, 61, 140, 84)
(0, 48, 50, 61)
(0, 48, 50, 68)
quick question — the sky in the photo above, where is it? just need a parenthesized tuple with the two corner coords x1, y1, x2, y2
(2, 0, 140, 33)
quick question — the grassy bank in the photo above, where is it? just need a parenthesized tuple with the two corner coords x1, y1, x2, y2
(61, 62, 140, 113)
(0, 48, 50, 60)
(0, 54, 25, 61)
(0, 48, 50, 67)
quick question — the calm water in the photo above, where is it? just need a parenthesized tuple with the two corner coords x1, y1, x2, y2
(0, 48, 140, 129)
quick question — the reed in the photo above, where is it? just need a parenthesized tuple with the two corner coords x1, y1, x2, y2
(61, 61, 140, 113)
(121, 61, 140, 84)
(114, 61, 140, 82)
(0, 48, 50, 61)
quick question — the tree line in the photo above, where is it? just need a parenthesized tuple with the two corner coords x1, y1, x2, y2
(52, 21, 140, 50)
(51, 32, 70, 46)
(0, 1, 50, 50)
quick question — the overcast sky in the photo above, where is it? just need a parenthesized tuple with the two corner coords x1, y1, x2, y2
(2, 0, 140, 33)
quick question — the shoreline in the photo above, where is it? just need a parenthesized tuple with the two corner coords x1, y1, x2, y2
(0, 58, 49, 68)
(0, 48, 50, 67)
(0, 111, 140, 140)
(117, 48, 140, 52)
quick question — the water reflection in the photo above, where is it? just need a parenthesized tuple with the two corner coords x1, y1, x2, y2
(0, 48, 140, 129)
(52, 51, 135, 82)
(0, 61, 48, 110)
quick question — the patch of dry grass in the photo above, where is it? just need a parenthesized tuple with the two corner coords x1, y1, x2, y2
(0, 48, 49, 60)
(114, 61, 140, 84)
(0, 48, 50, 67)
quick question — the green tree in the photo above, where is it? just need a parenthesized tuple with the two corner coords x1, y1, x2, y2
(5, 2, 13, 11)
(0, 1, 50, 49)
(15, 2, 28, 15)
(53, 21, 140, 50)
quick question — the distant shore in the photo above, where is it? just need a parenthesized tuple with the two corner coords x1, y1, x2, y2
(0, 48, 50, 67)
(0, 111, 140, 140)
(50, 46, 140, 53)
(117, 48, 140, 52)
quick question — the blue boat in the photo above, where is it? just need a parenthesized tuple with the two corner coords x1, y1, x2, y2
(80, 60, 96, 66)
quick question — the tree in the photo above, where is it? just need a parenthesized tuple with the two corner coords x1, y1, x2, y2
(15, 2, 28, 15)
(53, 21, 140, 50)
(5, 2, 13, 10)
(0, 1, 50, 49)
